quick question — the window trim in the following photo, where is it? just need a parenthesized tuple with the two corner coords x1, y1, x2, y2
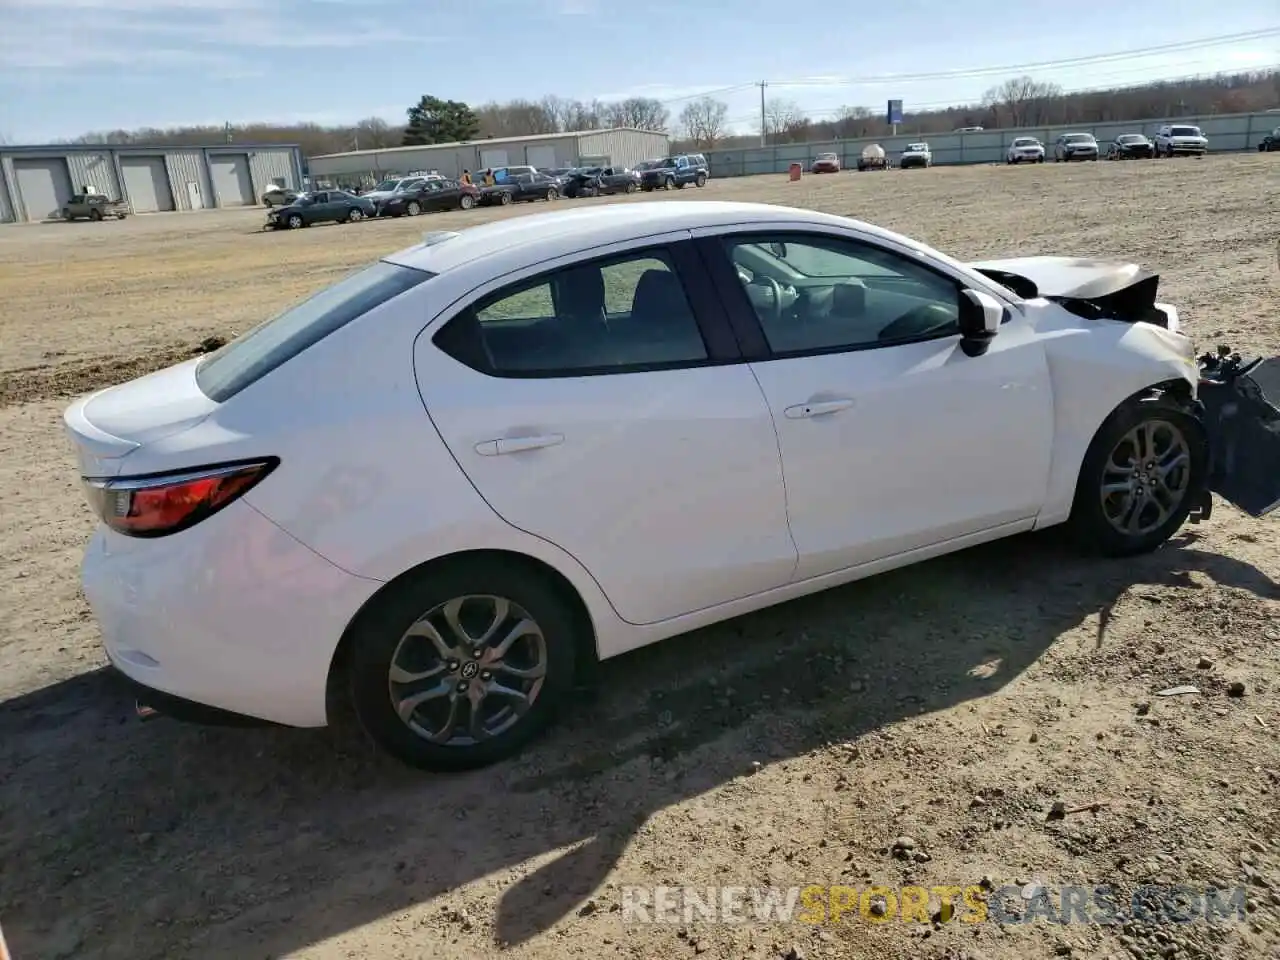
(697, 229, 1012, 362)
(430, 238, 742, 379)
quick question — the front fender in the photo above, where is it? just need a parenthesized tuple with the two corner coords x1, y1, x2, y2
(1033, 311, 1199, 527)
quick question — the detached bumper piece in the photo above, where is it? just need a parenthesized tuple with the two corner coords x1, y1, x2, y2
(1198, 350, 1280, 518)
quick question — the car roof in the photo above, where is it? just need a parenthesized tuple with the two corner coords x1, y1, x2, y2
(382, 201, 890, 276)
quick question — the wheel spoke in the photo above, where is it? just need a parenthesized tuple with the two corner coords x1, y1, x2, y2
(492, 659, 546, 680)
(395, 679, 452, 723)
(401, 619, 458, 660)
(489, 617, 539, 659)
(476, 597, 512, 645)
(389, 662, 448, 684)
(427, 694, 463, 744)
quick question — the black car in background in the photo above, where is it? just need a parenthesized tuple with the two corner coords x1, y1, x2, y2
(377, 178, 482, 216)
(503, 171, 564, 201)
(1106, 133, 1155, 159)
(561, 166, 639, 198)
(266, 190, 375, 229)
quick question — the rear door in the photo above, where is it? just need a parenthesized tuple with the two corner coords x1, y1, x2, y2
(429, 180, 459, 210)
(415, 237, 798, 625)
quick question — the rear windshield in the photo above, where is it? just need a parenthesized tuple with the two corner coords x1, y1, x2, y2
(195, 261, 432, 402)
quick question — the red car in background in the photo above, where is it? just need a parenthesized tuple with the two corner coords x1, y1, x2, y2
(811, 152, 841, 173)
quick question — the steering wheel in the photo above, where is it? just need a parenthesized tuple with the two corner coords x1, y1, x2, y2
(759, 276, 784, 325)
(877, 303, 957, 342)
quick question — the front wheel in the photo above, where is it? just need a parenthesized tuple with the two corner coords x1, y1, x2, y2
(347, 207, 364, 222)
(625, 181, 637, 194)
(460, 194, 475, 210)
(663, 177, 674, 190)
(89, 208, 103, 221)
(499, 191, 512, 205)
(1067, 399, 1207, 557)
(286, 214, 304, 229)
(346, 560, 580, 771)
(694, 173, 707, 187)
(406, 200, 422, 216)
(545, 187, 558, 200)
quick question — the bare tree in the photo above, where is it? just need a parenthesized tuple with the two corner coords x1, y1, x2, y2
(981, 75, 1063, 128)
(679, 97, 729, 149)
(353, 117, 396, 150)
(764, 98, 810, 143)
(833, 105, 876, 139)
(603, 97, 669, 131)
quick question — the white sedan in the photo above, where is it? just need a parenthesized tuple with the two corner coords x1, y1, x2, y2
(63, 201, 1277, 771)
(1007, 137, 1046, 164)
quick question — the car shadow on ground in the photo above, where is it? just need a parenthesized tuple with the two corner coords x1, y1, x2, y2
(1, 530, 1275, 959)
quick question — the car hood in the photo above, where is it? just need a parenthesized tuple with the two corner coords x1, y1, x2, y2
(969, 256, 1152, 300)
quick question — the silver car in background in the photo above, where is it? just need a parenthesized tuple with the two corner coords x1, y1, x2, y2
(1006, 136, 1045, 164)
(1053, 132, 1099, 162)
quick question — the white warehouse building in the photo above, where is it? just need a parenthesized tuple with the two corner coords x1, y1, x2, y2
(307, 128, 670, 181)
(0, 142, 304, 223)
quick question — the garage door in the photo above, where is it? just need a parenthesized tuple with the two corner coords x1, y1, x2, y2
(526, 145, 557, 169)
(15, 157, 73, 222)
(120, 156, 175, 213)
(479, 149, 509, 169)
(209, 153, 254, 206)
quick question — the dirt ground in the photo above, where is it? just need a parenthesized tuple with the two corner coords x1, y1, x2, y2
(1, 155, 1278, 960)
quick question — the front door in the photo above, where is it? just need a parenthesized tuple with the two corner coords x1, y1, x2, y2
(700, 228, 1055, 581)
(415, 238, 797, 625)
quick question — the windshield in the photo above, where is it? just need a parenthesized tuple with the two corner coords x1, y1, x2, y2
(1118, 135, 1142, 143)
(1013, 138, 1038, 146)
(1064, 134, 1094, 143)
(659, 157, 678, 166)
(905, 144, 927, 152)
(195, 261, 432, 402)
(1170, 126, 1201, 137)
(816, 153, 836, 160)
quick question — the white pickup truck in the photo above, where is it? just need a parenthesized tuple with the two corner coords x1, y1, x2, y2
(1154, 124, 1208, 158)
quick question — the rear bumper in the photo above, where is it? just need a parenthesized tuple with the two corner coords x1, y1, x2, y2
(82, 499, 382, 728)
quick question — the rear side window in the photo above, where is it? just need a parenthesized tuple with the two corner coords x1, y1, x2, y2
(195, 261, 431, 402)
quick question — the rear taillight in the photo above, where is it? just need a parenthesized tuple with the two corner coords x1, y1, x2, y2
(82, 459, 277, 538)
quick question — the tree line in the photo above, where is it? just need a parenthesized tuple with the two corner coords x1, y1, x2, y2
(60, 69, 1279, 158)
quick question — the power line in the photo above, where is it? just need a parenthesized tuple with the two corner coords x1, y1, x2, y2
(660, 28, 1280, 110)
(723, 61, 1280, 129)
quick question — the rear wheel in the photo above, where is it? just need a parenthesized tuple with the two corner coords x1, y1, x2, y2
(625, 181, 637, 194)
(406, 200, 422, 216)
(347, 207, 364, 222)
(663, 176, 674, 190)
(545, 187, 558, 200)
(694, 173, 707, 187)
(1067, 397, 1207, 557)
(347, 560, 580, 771)
(499, 190, 512, 205)
(89, 208, 103, 221)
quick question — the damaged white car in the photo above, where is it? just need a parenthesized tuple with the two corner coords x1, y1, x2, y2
(63, 201, 1280, 770)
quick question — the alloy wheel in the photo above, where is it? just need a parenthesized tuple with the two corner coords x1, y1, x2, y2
(1099, 419, 1192, 537)
(387, 595, 548, 747)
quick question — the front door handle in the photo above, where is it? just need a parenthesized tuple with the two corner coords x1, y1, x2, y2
(784, 398, 855, 419)
(474, 433, 565, 456)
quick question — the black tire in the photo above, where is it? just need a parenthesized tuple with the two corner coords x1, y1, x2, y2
(1066, 396, 1207, 557)
(460, 194, 475, 210)
(545, 187, 558, 200)
(694, 173, 707, 187)
(499, 190, 512, 205)
(286, 214, 304, 229)
(625, 181, 637, 194)
(1037, 156, 1045, 163)
(347, 207, 364, 222)
(347, 559, 581, 771)
(663, 177, 674, 190)
(61, 208, 71, 220)
(89, 208, 103, 221)
(406, 200, 421, 216)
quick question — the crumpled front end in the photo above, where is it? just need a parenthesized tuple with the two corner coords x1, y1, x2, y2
(1197, 351, 1280, 518)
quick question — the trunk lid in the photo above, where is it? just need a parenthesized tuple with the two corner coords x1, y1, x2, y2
(63, 357, 217, 478)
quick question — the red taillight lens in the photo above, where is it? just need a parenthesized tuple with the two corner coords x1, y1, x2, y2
(82, 459, 277, 538)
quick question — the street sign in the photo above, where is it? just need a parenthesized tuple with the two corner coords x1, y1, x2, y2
(887, 100, 904, 125)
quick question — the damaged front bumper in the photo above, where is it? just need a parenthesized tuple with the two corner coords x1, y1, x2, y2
(1197, 349, 1280, 518)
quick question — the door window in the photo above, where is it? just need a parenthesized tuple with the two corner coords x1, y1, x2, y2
(722, 235, 962, 355)
(435, 249, 709, 376)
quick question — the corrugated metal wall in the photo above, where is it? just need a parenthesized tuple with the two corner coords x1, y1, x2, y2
(576, 130, 670, 168)
(0, 165, 13, 223)
(65, 151, 120, 199)
(249, 149, 299, 194)
(307, 138, 581, 179)
(164, 151, 210, 211)
(705, 110, 1280, 177)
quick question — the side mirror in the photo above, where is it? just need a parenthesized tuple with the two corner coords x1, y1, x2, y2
(768, 241, 788, 259)
(958, 289, 1004, 357)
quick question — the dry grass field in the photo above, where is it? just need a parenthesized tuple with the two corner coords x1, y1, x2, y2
(1, 155, 1278, 960)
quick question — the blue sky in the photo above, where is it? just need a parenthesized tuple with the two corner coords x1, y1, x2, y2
(1, 0, 1276, 143)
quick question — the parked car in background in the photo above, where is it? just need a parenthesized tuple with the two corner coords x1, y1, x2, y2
(1106, 133, 1154, 159)
(67, 201, 1280, 771)
(504, 171, 564, 201)
(1006, 137, 1045, 164)
(1154, 124, 1208, 158)
(632, 159, 665, 176)
(61, 193, 129, 221)
(1259, 127, 1280, 152)
(639, 155, 708, 191)
(261, 185, 300, 207)
(491, 166, 538, 182)
(562, 166, 639, 198)
(811, 152, 840, 174)
(377, 179, 482, 217)
(1053, 133, 1099, 162)
(899, 143, 932, 169)
(363, 176, 436, 207)
(265, 190, 375, 229)
(540, 167, 575, 179)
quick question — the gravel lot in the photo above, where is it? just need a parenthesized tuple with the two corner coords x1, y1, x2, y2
(1, 155, 1277, 960)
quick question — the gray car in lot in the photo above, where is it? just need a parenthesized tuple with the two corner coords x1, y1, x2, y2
(1053, 132, 1100, 162)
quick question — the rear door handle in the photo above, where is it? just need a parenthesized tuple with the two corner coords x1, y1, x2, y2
(474, 433, 565, 456)
(784, 398, 855, 419)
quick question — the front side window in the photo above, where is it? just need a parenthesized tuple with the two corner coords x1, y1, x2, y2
(434, 248, 708, 376)
(196, 261, 432, 401)
(723, 235, 963, 355)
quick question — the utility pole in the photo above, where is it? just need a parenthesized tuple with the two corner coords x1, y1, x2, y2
(758, 81, 767, 147)
(224, 121, 233, 144)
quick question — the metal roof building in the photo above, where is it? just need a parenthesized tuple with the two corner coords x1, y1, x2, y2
(307, 128, 670, 180)
(0, 142, 303, 223)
